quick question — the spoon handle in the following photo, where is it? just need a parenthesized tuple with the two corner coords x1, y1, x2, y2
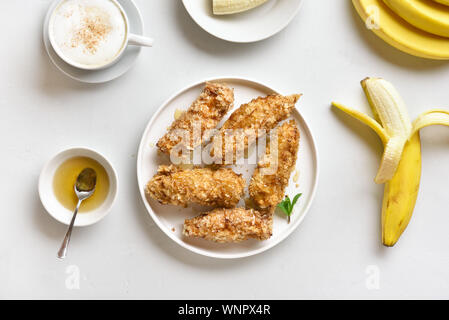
(57, 200, 82, 259)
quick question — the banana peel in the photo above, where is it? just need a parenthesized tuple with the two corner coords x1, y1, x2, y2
(333, 78, 449, 247)
(382, 132, 421, 247)
(434, 0, 449, 6)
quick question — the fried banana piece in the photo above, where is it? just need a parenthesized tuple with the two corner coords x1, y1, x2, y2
(145, 165, 245, 208)
(157, 82, 234, 155)
(183, 208, 273, 243)
(249, 120, 300, 211)
(210, 93, 301, 164)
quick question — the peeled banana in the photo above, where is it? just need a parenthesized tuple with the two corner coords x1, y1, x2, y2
(333, 78, 449, 246)
(213, 0, 269, 15)
(383, 0, 449, 38)
(361, 78, 412, 184)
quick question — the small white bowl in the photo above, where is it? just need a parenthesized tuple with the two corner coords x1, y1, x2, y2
(39, 147, 118, 227)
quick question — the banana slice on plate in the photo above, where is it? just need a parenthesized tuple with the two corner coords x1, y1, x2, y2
(353, 0, 449, 59)
(213, 0, 269, 15)
(182, 0, 303, 43)
(383, 0, 449, 37)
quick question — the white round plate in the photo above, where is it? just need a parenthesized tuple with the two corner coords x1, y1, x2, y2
(43, 0, 144, 83)
(137, 77, 319, 259)
(182, 0, 304, 43)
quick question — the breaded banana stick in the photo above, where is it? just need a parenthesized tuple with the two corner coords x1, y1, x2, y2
(210, 93, 301, 164)
(249, 120, 300, 211)
(145, 165, 245, 208)
(183, 208, 273, 243)
(157, 82, 234, 155)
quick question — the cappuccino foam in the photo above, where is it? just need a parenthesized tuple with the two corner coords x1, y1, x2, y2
(50, 0, 127, 68)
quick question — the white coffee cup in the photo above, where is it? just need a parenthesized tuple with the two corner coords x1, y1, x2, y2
(48, 0, 153, 71)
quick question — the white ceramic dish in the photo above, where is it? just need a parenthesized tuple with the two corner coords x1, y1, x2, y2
(137, 77, 319, 259)
(39, 147, 118, 227)
(182, 0, 304, 43)
(43, 0, 146, 83)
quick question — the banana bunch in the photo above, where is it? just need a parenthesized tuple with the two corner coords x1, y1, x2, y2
(383, 0, 449, 37)
(353, 0, 449, 59)
(333, 78, 449, 246)
(213, 0, 269, 15)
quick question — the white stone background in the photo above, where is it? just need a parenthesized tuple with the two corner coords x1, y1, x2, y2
(1, 0, 449, 299)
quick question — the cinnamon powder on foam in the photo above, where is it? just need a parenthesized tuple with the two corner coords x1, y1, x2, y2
(71, 6, 112, 55)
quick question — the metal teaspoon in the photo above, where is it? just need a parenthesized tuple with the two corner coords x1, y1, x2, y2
(57, 168, 97, 259)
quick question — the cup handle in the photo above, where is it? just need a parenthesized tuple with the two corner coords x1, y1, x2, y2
(128, 33, 154, 47)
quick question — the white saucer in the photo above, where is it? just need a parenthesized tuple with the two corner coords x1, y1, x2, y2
(137, 77, 319, 259)
(182, 0, 304, 43)
(43, 0, 145, 83)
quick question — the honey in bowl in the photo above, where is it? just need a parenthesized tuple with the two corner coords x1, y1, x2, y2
(53, 157, 110, 213)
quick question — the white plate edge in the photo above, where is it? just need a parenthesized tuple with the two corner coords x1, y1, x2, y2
(181, 0, 305, 43)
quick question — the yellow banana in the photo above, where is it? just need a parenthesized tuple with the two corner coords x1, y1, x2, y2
(433, 0, 449, 6)
(383, 0, 449, 38)
(213, 0, 269, 15)
(333, 78, 449, 247)
(353, 0, 449, 60)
